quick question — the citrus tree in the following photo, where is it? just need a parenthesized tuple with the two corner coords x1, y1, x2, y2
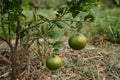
(0, 0, 100, 79)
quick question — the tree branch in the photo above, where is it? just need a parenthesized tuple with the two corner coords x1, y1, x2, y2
(14, 21, 20, 51)
(19, 21, 45, 34)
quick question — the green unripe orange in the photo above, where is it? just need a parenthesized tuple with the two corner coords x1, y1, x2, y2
(68, 33, 87, 50)
(46, 55, 62, 70)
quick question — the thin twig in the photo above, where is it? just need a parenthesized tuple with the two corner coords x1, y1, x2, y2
(83, 56, 103, 61)
(19, 21, 45, 34)
(0, 72, 9, 78)
(0, 55, 12, 65)
(27, 55, 31, 75)
(20, 70, 27, 76)
(14, 21, 20, 51)
(91, 71, 96, 80)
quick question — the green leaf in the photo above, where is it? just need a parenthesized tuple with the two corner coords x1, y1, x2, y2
(38, 14, 50, 21)
(53, 48, 59, 52)
(20, 32, 25, 39)
(67, 0, 73, 2)
(53, 41, 64, 49)
(72, 11, 79, 18)
(9, 13, 18, 21)
(80, 6, 89, 12)
(22, 10, 33, 22)
(10, 23, 16, 33)
(49, 30, 64, 39)
(93, 1, 102, 6)
(41, 24, 49, 34)
(21, 0, 29, 10)
(57, 5, 67, 16)
(56, 21, 64, 29)
(84, 14, 94, 22)
(76, 21, 83, 31)
(115, 0, 120, 5)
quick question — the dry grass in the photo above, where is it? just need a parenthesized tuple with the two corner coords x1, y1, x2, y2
(0, 39, 120, 80)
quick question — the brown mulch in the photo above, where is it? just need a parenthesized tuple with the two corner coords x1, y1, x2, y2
(0, 41, 120, 80)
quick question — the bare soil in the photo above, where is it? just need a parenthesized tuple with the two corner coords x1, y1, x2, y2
(0, 39, 120, 80)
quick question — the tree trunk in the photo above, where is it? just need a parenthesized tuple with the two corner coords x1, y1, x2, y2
(10, 51, 21, 80)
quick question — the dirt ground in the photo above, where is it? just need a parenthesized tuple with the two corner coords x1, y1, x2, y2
(0, 39, 120, 80)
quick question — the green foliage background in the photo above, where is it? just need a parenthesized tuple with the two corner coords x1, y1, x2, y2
(89, 9, 120, 43)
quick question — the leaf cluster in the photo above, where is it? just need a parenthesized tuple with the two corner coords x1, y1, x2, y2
(0, 0, 100, 56)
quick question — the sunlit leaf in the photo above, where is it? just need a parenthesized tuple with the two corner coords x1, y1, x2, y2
(115, 0, 120, 5)
(49, 30, 64, 39)
(53, 41, 64, 49)
(56, 21, 64, 29)
(41, 24, 49, 34)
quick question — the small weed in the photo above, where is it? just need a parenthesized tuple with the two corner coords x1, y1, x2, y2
(62, 57, 72, 68)
(117, 53, 120, 61)
(83, 67, 93, 77)
(89, 9, 120, 43)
